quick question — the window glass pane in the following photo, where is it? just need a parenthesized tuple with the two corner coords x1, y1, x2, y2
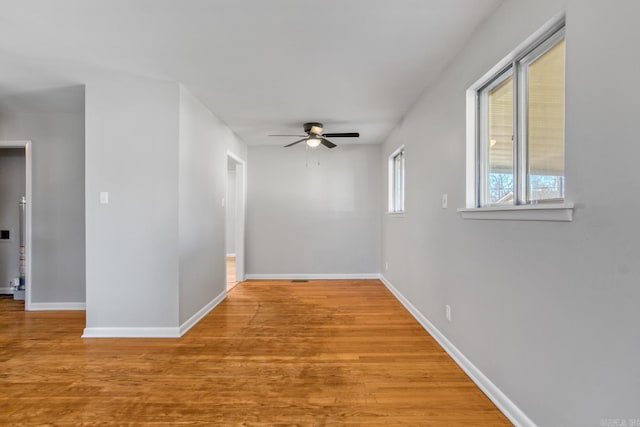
(527, 38, 565, 201)
(487, 75, 514, 204)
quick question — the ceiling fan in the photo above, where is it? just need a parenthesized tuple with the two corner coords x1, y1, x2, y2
(270, 122, 359, 149)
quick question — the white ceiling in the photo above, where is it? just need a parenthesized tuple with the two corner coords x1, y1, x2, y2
(0, 0, 501, 146)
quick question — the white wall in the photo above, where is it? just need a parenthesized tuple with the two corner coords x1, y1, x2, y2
(381, 0, 640, 425)
(85, 77, 180, 329)
(0, 148, 25, 291)
(247, 145, 380, 276)
(0, 86, 85, 304)
(178, 86, 247, 325)
(226, 168, 236, 255)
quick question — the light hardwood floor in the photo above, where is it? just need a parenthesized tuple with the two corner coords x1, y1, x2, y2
(0, 281, 511, 426)
(227, 255, 237, 291)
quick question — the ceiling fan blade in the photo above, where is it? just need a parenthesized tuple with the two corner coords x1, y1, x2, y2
(321, 132, 359, 138)
(284, 138, 306, 148)
(320, 138, 337, 149)
(269, 134, 307, 137)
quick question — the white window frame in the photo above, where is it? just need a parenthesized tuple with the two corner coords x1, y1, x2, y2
(388, 145, 405, 214)
(460, 14, 573, 222)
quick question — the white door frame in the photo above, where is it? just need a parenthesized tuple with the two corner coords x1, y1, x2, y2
(0, 141, 33, 310)
(226, 151, 246, 283)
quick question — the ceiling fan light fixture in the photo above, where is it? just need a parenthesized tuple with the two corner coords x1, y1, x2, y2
(306, 136, 321, 148)
(309, 125, 323, 135)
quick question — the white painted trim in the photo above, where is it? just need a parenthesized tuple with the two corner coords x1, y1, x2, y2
(25, 142, 32, 311)
(457, 202, 573, 221)
(387, 144, 405, 213)
(245, 273, 380, 280)
(465, 88, 479, 207)
(29, 302, 86, 311)
(379, 274, 536, 427)
(0, 141, 32, 311)
(82, 327, 181, 338)
(179, 291, 226, 336)
(226, 151, 244, 166)
(0, 287, 13, 294)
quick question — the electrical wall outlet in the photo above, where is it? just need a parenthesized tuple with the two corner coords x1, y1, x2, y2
(442, 193, 448, 209)
(445, 304, 451, 321)
(385, 261, 389, 271)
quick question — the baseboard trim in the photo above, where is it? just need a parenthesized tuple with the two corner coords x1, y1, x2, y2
(29, 302, 86, 311)
(379, 274, 535, 427)
(244, 273, 380, 280)
(0, 286, 13, 294)
(179, 290, 226, 336)
(81, 292, 227, 339)
(82, 327, 181, 338)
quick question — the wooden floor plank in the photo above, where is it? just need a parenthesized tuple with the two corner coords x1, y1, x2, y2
(0, 281, 511, 426)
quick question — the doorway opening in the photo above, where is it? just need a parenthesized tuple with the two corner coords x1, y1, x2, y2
(225, 151, 246, 291)
(0, 141, 32, 310)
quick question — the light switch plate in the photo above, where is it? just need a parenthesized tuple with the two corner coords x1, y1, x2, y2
(99, 192, 109, 204)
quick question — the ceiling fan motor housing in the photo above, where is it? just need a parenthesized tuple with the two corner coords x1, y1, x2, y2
(303, 122, 323, 135)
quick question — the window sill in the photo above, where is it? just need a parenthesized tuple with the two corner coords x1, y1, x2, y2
(457, 202, 574, 222)
(386, 211, 406, 217)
